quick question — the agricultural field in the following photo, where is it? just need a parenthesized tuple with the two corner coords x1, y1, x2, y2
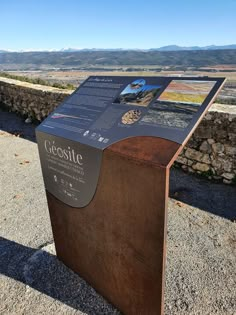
(5, 66, 236, 104)
(158, 80, 216, 104)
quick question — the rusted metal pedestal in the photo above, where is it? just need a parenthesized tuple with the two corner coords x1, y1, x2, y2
(46, 136, 182, 315)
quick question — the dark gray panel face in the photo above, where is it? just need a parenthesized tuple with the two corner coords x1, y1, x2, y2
(36, 132, 102, 208)
(36, 76, 225, 149)
(36, 75, 225, 207)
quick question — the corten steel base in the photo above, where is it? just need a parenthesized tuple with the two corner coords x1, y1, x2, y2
(46, 137, 182, 315)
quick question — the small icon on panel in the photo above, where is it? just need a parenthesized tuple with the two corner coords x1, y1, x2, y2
(83, 130, 89, 136)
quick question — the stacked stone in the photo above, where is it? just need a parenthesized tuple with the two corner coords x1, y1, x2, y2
(176, 108, 236, 184)
(0, 77, 71, 121)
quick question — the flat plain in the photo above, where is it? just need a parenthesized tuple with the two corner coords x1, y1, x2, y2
(6, 67, 236, 101)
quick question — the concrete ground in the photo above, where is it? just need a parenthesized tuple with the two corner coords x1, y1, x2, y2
(0, 108, 235, 315)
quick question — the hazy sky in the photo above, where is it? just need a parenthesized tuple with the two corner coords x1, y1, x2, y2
(1, 0, 236, 50)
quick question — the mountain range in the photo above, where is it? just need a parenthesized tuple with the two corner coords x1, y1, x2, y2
(151, 44, 236, 51)
(1, 44, 236, 53)
(1, 48, 236, 70)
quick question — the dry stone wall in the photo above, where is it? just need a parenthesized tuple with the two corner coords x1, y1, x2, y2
(0, 77, 235, 184)
(0, 77, 71, 121)
(176, 104, 236, 184)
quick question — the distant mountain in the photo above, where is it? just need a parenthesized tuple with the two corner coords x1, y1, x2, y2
(0, 49, 236, 70)
(152, 44, 236, 51)
(1, 44, 236, 53)
(203, 45, 236, 50)
(59, 48, 82, 52)
(0, 48, 128, 53)
(151, 45, 195, 51)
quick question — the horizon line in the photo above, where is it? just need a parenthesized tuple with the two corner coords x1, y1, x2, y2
(1, 44, 236, 53)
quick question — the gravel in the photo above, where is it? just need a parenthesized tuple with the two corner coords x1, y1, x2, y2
(0, 108, 235, 315)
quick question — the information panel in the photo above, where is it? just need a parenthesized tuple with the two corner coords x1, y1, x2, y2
(37, 132, 102, 207)
(37, 76, 225, 149)
(36, 76, 225, 207)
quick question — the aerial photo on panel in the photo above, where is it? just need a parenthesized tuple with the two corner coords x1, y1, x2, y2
(114, 79, 162, 107)
(141, 80, 217, 129)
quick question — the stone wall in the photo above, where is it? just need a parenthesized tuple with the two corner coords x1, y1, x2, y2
(176, 104, 236, 184)
(0, 77, 71, 121)
(0, 77, 235, 184)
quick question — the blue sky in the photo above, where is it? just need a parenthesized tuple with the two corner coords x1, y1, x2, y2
(1, 0, 236, 51)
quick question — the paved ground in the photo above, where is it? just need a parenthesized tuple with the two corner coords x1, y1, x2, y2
(0, 108, 236, 315)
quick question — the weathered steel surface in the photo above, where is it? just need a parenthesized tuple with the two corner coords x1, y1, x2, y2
(108, 136, 182, 167)
(46, 136, 181, 314)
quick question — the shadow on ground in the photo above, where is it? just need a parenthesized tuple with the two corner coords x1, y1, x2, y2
(0, 106, 37, 142)
(170, 168, 236, 221)
(0, 237, 119, 314)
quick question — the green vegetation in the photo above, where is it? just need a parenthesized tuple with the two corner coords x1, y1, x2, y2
(50, 81, 75, 90)
(200, 169, 215, 179)
(232, 175, 236, 185)
(215, 97, 236, 105)
(0, 71, 75, 90)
